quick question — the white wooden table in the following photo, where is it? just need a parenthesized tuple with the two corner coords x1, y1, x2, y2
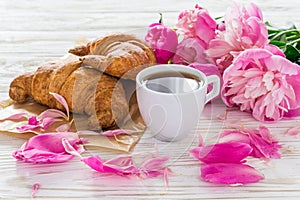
(0, 0, 299, 199)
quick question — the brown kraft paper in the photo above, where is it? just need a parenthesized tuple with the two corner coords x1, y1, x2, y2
(0, 94, 145, 152)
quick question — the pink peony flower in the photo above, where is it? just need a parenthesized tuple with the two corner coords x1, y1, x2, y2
(206, 3, 284, 73)
(176, 4, 216, 48)
(224, 2, 267, 49)
(222, 48, 300, 121)
(145, 23, 178, 64)
(172, 37, 211, 65)
(13, 132, 86, 163)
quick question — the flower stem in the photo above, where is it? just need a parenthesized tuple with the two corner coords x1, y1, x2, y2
(270, 29, 299, 41)
(286, 35, 300, 41)
(159, 13, 163, 24)
(287, 38, 300, 45)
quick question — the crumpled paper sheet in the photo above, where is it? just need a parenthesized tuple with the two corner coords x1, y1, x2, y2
(0, 97, 145, 152)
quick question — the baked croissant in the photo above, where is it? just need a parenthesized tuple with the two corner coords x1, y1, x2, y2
(9, 58, 128, 129)
(69, 33, 156, 80)
(9, 33, 156, 129)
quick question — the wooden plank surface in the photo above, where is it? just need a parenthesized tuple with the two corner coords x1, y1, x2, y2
(0, 0, 300, 199)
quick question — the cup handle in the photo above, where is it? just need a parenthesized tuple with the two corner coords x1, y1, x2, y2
(205, 75, 220, 104)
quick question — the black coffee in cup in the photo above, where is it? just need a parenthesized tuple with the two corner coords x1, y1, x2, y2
(142, 71, 203, 94)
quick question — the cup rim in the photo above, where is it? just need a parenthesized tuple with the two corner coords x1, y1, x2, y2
(136, 64, 208, 95)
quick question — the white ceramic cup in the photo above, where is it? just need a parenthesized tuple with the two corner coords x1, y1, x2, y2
(136, 64, 220, 142)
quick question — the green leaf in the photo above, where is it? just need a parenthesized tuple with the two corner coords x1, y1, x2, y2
(267, 23, 300, 64)
(269, 40, 286, 48)
(296, 42, 300, 50)
(284, 45, 300, 64)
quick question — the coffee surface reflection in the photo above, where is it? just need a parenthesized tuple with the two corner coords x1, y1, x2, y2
(144, 77, 201, 93)
(142, 72, 203, 94)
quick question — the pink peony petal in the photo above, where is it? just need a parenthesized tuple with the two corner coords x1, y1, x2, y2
(285, 126, 300, 136)
(16, 120, 41, 132)
(38, 109, 68, 121)
(81, 153, 170, 180)
(81, 155, 138, 176)
(247, 127, 282, 159)
(31, 183, 40, 198)
(190, 142, 252, 164)
(105, 154, 135, 167)
(139, 156, 170, 178)
(189, 63, 222, 101)
(243, 3, 263, 20)
(217, 113, 227, 121)
(0, 112, 28, 121)
(56, 122, 72, 132)
(219, 126, 282, 160)
(201, 163, 264, 185)
(100, 129, 136, 137)
(264, 44, 286, 57)
(258, 126, 273, 143)
(198, 133, 204, 147)
(172, 38, 210, 65)
(49, 92, 70, 120)
(13, 132, 85, 163)
(82, 156, 109, 172)
(16, 116, 40, 132)
(219, 130, 251, 144)
(206, 39, 233, 58)
(16, 125, 39, 132)
(177, 5, 216, 47)
(164, 168, 170, 189)
(284, 107, 300, 119)
(189, 63, 222, 79)
(16, 116, 61, 132)
(28, 116, 39, 125)
(62, 138, 84, 157)
(41, 117, 62, 130)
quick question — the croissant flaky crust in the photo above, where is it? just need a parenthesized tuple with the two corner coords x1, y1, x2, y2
(9, 58, 128, 129)
(9, 33, 156, 129)
(69, 33, 156, 80)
